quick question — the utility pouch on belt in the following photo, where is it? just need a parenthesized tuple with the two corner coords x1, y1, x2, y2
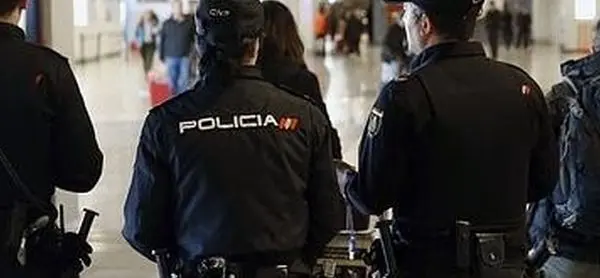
(474, 233, 506, 275)
(455, 221, 508, 276)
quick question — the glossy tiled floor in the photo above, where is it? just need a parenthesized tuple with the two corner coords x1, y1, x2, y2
(61, 42, 576, 278)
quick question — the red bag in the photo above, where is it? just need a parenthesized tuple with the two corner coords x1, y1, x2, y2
(147, 71, 172, 107)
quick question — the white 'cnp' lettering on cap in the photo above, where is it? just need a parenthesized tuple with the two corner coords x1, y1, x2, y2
(209, 8, 231, 17)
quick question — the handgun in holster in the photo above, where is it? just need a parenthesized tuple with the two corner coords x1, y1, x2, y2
(153, 249, 181, 278)
(196, 257, 228, 278)
(366, 220, 399, 278)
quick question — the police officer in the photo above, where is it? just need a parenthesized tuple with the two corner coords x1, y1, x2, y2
(122, 0, 345, 277)
(0, 0, 103, 277)
(344, 0, 558, 277)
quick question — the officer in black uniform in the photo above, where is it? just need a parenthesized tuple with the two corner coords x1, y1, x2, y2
(0, 0, 104, 276)
(122, 0, 345, 277)
(344, 0, 558, 277)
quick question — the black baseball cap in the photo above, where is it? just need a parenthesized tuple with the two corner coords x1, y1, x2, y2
(195, 0, 264, 46)
(385, 0, 484, 19)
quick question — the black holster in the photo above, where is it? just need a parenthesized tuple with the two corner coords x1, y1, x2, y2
(0, 202, 28, 271)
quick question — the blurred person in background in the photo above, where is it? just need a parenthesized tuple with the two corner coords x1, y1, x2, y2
(314, 3, 328, 56)
(344, 9, 362, 56)
(381, 10, 410, 85)
(502, 2, 514, 51)
(135, 10, 159, 79)
(159, 0, 195, 95)
(327, 2, 339, 41)
(485, 1, 501, 59)
(516, 10, 531, 49)
(335, 15, 347, 54)
(259, 0, 343, 159)
(367, 5, 374, 44)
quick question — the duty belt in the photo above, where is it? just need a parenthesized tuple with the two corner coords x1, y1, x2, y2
(183, 258, 289, 278)
(399, 222, 526, 275)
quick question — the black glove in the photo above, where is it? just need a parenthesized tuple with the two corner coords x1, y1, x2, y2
(58, 232, 93, 274)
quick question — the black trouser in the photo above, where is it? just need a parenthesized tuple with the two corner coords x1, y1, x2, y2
(347, 38, 360, 55)
(516, 27, 531, 49)
(503, 29, 513, 50)
(140, 42, 156, 74)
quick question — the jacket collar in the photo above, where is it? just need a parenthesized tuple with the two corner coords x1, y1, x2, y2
(236, 66, 264, 80)
(409, 41, 486, 72)
(561, 52, 600, 81)
(0, 22, 25, 41)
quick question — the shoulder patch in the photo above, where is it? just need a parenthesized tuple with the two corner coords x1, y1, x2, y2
(367, 107, 384, 137)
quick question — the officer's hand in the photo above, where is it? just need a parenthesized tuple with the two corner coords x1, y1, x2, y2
(333, 160, 357, 199)
(60, 232, 93, 273)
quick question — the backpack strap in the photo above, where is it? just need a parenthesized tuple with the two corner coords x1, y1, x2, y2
(548, 78, 577, 107)
(562, 77, 578, 97)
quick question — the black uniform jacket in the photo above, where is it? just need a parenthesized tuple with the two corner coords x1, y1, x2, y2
(347, 42, 558, 232)
(0, 23, 103, 208)
(123, 67, 344, 265)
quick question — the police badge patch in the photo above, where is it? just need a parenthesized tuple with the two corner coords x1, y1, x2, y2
(367, 108, 384, 137)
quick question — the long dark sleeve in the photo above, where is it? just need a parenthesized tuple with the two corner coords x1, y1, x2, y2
(122, 116, 173, 261)
(50, 59, 103, 193)
(346, 80, 413, 216)
(303, 107, 345, 264)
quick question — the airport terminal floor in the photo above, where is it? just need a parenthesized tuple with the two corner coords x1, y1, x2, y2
(64, 42, 570, 278)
